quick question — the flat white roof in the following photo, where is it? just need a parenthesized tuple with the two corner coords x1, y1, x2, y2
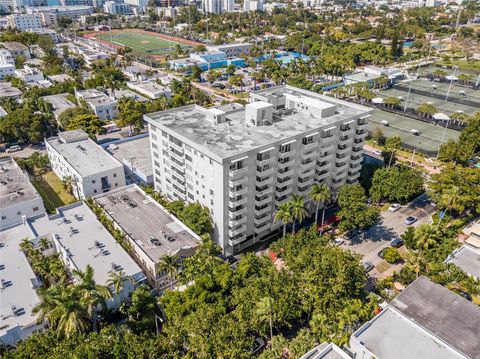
(26, 202, 144, 285)
(445, 245, 480, 279)
(46, 130, 123, 177)
(42, 93, 76, 119)
(105, 136, 152, 178)
(0, 224, 42, 338)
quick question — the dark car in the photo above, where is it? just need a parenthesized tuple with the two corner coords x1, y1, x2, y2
(363, 261, 374, 273)
(378, 248, 387, 259)
(390, 238, 404, 248)
(217, 254, 238, 265)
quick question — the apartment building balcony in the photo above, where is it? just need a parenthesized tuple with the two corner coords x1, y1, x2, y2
(255, 195, 272, 207)
(338, 136, 353, 146)
(256, 166, 275, 177)
(298, 177, 314, 188)
(350, 162, 362, 172)
(229, 186, 248, 197)
(229, 206, 248, 218)
(318, 153, 333, 162)
(321, 136, 334, 146)
(256, 176, 274, 186)
(351, 156, 363, 165)
(355, 129, 368, 139)
(357, 122, 368, 131)
(303, 141, 318, 152)
(315, 169, 330, 181)
(275, 186, 292, 197)
(230, 176, 248, 188)
(257, 156, 275, 167)
(300, 160, 316, 172)
(229, 224, 247, 238)
(256, 185, 273, 197)
(254, 204, 271, 217)
(321, 143, 335, 153)
(277, 168, 294, 178)
(278, 159, 294, 169)
(229, 215, 247, 227)
(278, 150, 295, 159)
(171, 187, 186, 201)
(352, 144, 363, 153)
(230, 166, 249, 178)
(170, 160, 185, 176)
(316, 161, 331, 172)
(340, 125, 354, 135)
(337, 145, 351, 155)
(254, 222, 271, 234)
(277, 176, 293, 187)
(230, 196, 248, 207)
(229, 234, 247, 247)
(171, 175, 186, 189)
(301, 150, 317, 161)
(275, 196, 289, 207)
(334, 162, 348, 172)
(299, 168, 315, 179)
(169, 148, 184, 162)
(348, 171, 361, 180)
(335, 170, 347, 180)
(169, 141, 184, 154)
(332, 178, 346, 189)
(254, 213, 271, 226)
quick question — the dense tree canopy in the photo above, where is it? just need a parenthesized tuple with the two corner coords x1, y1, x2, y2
(370, 165, 424, 204)
(337, 184, 379, 231)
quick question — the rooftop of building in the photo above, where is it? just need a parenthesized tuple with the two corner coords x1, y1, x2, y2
(389, 276, 480, 358)
(0, 82, 22, 98)
(144, 85, 371, 160)
(301, 343, 352, 359)
(76, 89, 116, 107)
(46, 130, 122, 177)
(42, 93, 76, 118)
(94, 185, 200, 263)
(0, 157, 41, 210)
(212, 42, 251, 49)
(1, 41, 29, 51)
(110, 88, 148, 102)
(127, 80, 170, 94)
(345, 71, 382, 82)
(104, 135, 152, 178)
(352, 305, 466, 359)
(0, 224, 42, 339)
(0, 105, 7, 117)
(445, 245, 480, 279)
(27, 202, 144, 285)
(47, 74, 74, 83)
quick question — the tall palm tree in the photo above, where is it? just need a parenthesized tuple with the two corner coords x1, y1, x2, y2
(39, 237, 51, 251)
(256, 296, 274, 351)
(20, 238, 34, 254)
(73, 265, 112, 331)
(274, 202, 292, 237)
(439, 185, 462, 227)
(158, 254, 178, 291)
(290, 194, 307, 234)
(309, 184, 331, 234)
(33, 284, 90, 338)
(414, 224, 438, 278)
(107, 270, 130, 303)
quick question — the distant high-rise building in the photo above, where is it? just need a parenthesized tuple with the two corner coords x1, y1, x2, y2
(202, 0, 222, 13)
(223, 0, 233, 11)
(0, 0, 22, 10)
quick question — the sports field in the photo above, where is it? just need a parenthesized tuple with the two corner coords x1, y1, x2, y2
(85, 29, 202, 56)
(368, 109, 460, 154)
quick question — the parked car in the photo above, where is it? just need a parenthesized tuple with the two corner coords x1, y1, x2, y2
(388, 203, 401, 212)
(378, 248, 387, 259)
(217, 254, 238, 265)
(6, 145, 21, 153)
(333, 238, 344, 246)
(404, 216, 417, 225)
(390, 238, 404, 248)
(250, 337, 266, 355)
(363, 261, 375, 273)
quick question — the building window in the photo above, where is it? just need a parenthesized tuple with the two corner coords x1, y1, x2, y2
(1, 216, 6, 220)
(17, 211, 21, 215)
(92, 179, 96, 184)
(113, 173, 117, 178)
(33, 207, 39, 211)
(94, 189, 97, 193)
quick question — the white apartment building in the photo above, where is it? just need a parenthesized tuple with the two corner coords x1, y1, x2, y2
(45, 130, 126, 199)
(14, 65, 44, 83)
(202, 0, 223, 14)
(75, 88, 118, 120)
(207, 43, 252, 58)
(127, 80, 172, 99)
(224, 0, 234, 12)
(0, 49, 15, 80)
(1, 42, 31, 60)
(6, 14, 43, 31)
(144, 85, 371, 254)
(0, 0, 22, 11)
(0, 157, 46, 230)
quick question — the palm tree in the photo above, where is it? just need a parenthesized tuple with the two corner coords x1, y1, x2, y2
(256, 296, 274, 351)
(39, 237, 51, 251)
(34, 284, 90, 338)
(309, 184, 331, 234)
(274, 202, 292, 237)
(157, 254, 178, 291)
(20, 238, 34, 254)
(107, 270, 130, 303)
(438, 185, 462, 227)
(414, 224, 438, 278)
(384, 96, 401, 109)
(416, 103, 437, 118)
(73, 265, 112, 331)
(290, 194, 307, 234)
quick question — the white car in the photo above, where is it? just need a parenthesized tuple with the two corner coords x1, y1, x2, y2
(388, 203, 401, 212)
(333, 238, 345, 246)
(6, 145, 21, 153)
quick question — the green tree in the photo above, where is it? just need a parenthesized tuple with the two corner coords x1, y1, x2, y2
(384, 136, 401, 168)
(256, 297, 274, 351)
(337, 184, 379, 231)
(121, 285, 159, 333)
(116, 108, 144, 135)
(383, 247, 401, 264)
(416, 103, 437, 118)
(290, 194, 307, 234)
(274, 202, 292, 237)
(157, 254, 178, 290)
(370, 165, 424, 204)
(66, 114, 105, 137)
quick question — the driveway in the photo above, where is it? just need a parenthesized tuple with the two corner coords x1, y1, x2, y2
(341, 194, 436, 278)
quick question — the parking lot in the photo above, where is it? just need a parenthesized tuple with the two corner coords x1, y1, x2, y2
(340, 194, 436, 278)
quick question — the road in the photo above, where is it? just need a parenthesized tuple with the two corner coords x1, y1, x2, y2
(340, 194, 436, 274)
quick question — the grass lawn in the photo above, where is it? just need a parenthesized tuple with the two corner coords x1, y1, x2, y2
(435, 59, 480, 72)
(30, 170, 76, 213)
(376, 261, 391, 274)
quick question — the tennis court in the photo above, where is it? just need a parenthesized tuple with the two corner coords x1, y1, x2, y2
(367, 109, 460, 154)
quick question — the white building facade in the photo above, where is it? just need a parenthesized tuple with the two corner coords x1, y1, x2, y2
(45, 130, 126, 199)
(75, 88, 118, 120)
(0, 49, 15, 80)
(6, 14, 43, 31)
(145, 85, 371, 254)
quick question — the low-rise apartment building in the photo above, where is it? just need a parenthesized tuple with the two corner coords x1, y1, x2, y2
(14, 65, 44, 83)
(127, 80, 171, 99)
(0, 49, 15, 80)
(94, 185, 201, 291)
(75, 88, 118, 120)
(0, 42, 31, 60)
(0, 157, 46, 230)
(45, 130, 126, 199)
(42, 93, 77, 123)
(6, 14, 43, 31)
(144, 85, 371, 254)
(208, 43, 252, 58)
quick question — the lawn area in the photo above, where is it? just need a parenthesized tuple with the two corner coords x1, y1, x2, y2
(30, 170, 76, 213)
(435, 59, 480, 72)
